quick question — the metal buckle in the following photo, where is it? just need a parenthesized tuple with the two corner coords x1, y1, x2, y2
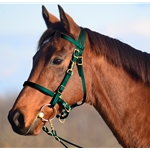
(64, 103, 71, 113)
(77, 56, 83, 65)
(74, 48, 80, 59)
(67, 69, 73, 75)
(74, 48, 80, 53)
(58, 85, 65, 95)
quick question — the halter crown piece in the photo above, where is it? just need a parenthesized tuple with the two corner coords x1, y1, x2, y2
(23, 27, 86, 120)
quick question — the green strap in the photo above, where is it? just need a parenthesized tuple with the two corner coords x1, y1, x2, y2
(23, 81, 54, 97)
(61, 28, 85, 50)
(42, 126, 83, 148)
(56, 27, 86, 116)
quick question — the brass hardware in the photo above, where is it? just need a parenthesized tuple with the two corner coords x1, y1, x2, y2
(67, 69, 73, 75)
(58, 85, 65, 95)
(59, 117, 66, 123)
(77, 56, 83, 65)
(74, 48, 80, 59)
(49, 120, 54, 131)
(64, 103, 71, 113)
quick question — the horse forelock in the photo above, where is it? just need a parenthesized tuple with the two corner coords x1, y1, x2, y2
(38, 22, 74, 51)
(85, 28, 150, 84)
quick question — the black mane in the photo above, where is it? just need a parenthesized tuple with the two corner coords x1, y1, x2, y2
(85, 28, 150, 84)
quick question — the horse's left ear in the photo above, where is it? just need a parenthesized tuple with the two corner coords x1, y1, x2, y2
(42, 5, 59, 28)
(58, 5, 80, 38)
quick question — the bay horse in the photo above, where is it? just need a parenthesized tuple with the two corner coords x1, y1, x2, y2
(8, 5, 150, 148)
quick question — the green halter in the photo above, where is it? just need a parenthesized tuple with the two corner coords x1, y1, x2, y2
(23, 27, 86, 119)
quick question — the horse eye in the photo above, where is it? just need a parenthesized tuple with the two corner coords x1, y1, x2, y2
(52, 57, 63, 65)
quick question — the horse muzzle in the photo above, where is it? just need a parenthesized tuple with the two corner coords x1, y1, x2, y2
(7, 109, 41, 135)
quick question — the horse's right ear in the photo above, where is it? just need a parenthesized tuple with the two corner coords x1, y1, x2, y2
(42, 5, 59, 28)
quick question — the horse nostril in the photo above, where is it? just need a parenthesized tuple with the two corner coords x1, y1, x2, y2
(12, 110, 25, 127)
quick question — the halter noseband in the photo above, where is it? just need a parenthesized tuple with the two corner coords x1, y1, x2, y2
(23, 27, 86, 120)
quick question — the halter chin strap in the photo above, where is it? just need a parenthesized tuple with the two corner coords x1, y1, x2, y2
(23, 27, 86, 120)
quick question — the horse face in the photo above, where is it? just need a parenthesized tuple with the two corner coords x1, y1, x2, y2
(8, 5, 84, 135)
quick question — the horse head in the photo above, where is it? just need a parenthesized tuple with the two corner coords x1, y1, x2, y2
(8, 5, 90, 136)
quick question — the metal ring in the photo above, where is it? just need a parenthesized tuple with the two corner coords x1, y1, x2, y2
(38, 104, 57, 122)
(59, 117, 66, 124)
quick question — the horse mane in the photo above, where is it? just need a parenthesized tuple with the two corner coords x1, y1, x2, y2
(85, 28, 150, 84)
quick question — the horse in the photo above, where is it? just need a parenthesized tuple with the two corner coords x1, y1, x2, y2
(8, 5, 150, 148)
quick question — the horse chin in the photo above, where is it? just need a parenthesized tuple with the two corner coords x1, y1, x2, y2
(25, 118, 44, 136)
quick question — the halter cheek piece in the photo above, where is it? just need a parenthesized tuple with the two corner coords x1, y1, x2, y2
(23, 27, 86, 121)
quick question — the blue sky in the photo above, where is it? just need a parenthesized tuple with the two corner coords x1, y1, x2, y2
(0, 3, 150, 99)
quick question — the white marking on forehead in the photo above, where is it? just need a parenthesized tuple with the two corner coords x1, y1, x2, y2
(38, 37, 52, 51)
(43, 37, 51, 45)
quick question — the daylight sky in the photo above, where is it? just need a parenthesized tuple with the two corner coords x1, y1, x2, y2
(0, 2, 150, 99)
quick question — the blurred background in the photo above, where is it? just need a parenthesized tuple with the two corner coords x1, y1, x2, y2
(0, 2, 150, 148)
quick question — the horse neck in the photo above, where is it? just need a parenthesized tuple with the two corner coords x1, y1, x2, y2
(85, 45, 150, 147)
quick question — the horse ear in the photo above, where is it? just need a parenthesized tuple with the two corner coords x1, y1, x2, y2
(42, 5, 59, 28)
(58, 5, 80, 37)
(58, 5, 70, 30)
